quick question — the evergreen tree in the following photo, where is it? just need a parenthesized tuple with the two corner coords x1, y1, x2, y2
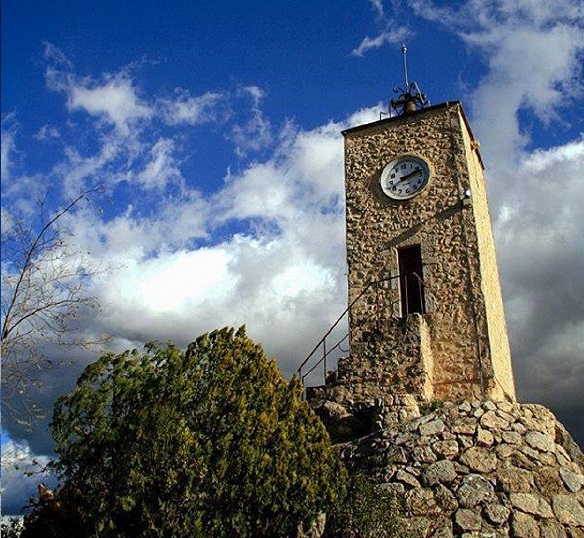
(46, 327, 345, 537)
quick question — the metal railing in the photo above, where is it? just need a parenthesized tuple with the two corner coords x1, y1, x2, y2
(296, 272, 426, 388)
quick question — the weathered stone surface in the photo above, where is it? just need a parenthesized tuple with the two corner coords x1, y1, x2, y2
(483, 401, 497, 411)
(497, 410, 516, 424)
(496, 443, 516, 459)
(419, 419, 446, 437)
(481, 410, 510, 430)
(560, 468, 584, 493)
(510, 493, 554, 518)
(483, 502, 511, 526)
(423, 459, 457, 486)
(452, 419, 477, 435)
(396, 469, 421, 488)
(497, 465, 535, 493)
(552, 494, 584, 526)
(396, 516, 433, 538)
(526, 431, 556, 453)
(324, 400, 584, 538)
(432, 524, 454, 538)
(379, 482, 405, 496)
(454, 508, 482, 532)
(502, 431, 523, 445)
(512, 511, 541, 538)
(473, 407, 485, 418)
(460, 447, 498, 473)
(433, 439, 459, 459)
(456, 474, 495, 508)
(434, 483, 458, 512)
(513, 422, 528, 435)
(459, 402, 472, 413)
(411, 445, 438, 463)
(536, 468, 565, 496)
(405, 488, 439, 516)
(521, 405, 557, 437)
(540, 520, 568, 538)
(477, 427, 495, 447)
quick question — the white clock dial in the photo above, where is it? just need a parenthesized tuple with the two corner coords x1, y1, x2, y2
(380, 155, 431, 200)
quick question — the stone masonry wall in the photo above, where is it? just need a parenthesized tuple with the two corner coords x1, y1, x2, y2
(342, 102, 515, 403)
(339, 399, 584, 537)
(460, 115, 515, 400)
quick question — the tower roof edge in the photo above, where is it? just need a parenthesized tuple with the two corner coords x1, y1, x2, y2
(342, 101, 484, 169)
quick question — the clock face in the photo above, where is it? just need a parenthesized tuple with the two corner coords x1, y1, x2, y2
(380, 155, 431, 200)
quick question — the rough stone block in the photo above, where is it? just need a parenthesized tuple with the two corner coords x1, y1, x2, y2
(455, 508, 482, 532)
(423, 459, 458, 486)
(510, 493, 554, 518)
(405, 488, 439, 516)
(560, 468, 584, 493)
(552, 494, 584, 526)
(483, 502, 511, 526)
(511, 511, 541, 538)
(456, 474, 495, 508)
(460, 447, 498, 473)
(526, 431, 556, 453)
(420, 419, 446, 437)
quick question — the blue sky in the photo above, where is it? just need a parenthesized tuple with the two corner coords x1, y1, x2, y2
(2, 0, 584, 515)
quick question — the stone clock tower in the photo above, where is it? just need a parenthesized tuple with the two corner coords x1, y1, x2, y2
(308, 53, 584, 538)
(333, 66, 516, 406)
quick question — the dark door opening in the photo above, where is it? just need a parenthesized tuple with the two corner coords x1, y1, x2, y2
(398, 245, 426, 316)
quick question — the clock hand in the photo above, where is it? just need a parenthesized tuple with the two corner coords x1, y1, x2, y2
(400, 169, 422, 182)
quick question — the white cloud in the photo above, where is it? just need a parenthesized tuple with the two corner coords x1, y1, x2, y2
(52, 113, 354, 376)
(1, 115, 17, 183)
(352, 0, 411, 56)
(34, 125, 60, 141)
(67, 75, 152, 135)
(369, 0, 386, 20)
(44, 43, 151, 137)
(287, 121, 346, 201)
(159, 90, 226, 125)
(353, 27, 411, 57)
(231, 86, 273, 157)
(135, 138, 182, 190)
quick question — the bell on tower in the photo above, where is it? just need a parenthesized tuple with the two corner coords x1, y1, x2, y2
(305, 47, 516, 414)
(384, 45, 429, 117)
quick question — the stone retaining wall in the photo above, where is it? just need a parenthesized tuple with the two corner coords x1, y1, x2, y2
(337, 399, 584, 537)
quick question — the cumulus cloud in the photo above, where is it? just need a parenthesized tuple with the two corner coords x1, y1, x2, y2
(44, 43, 228, 138)
(44, 45, 151, 137)
(75, 113, 352, 374)
(495, 138, 584, 407)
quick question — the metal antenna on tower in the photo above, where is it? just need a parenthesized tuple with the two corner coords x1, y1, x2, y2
(385, 44, 429, 117)
(402, 44, 410, 88)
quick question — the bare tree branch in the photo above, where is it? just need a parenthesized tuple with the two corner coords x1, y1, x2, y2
(1, 186, 110, 426)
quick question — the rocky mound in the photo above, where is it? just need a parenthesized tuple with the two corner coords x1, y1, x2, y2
(337, 399, 584, 537)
